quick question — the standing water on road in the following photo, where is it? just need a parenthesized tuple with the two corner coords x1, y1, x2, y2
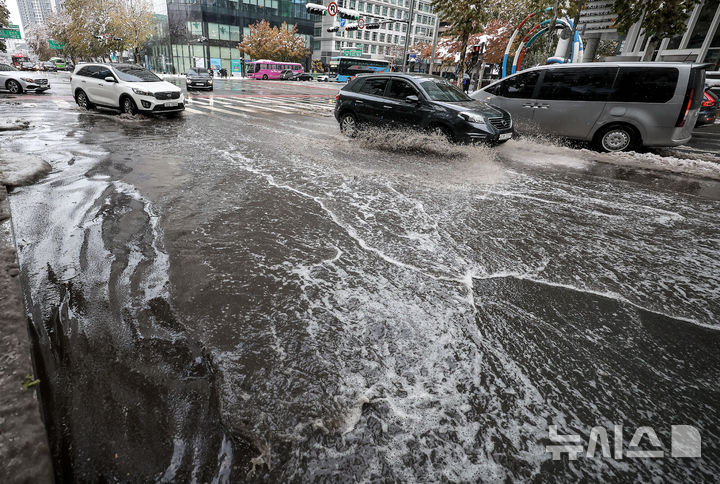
(2, 96, 719, 482)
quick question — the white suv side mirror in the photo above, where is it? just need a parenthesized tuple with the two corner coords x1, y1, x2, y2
(104, 76, 116, 83)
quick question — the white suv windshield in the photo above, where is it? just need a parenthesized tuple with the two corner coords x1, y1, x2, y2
(114, 65, 161, 82)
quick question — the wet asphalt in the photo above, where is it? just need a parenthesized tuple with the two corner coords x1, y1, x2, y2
(1, 72, 719, 481)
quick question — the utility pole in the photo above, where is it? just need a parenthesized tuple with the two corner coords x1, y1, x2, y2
(549, 0, 561, 58)
(401, 0, 416, 72)
(429, 13, 440, 75)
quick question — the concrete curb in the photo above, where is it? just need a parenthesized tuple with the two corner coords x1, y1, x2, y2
(0, 183, 54, 481)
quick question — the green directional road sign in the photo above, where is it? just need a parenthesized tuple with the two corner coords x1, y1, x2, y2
(9, 24, 20, 30)
(0, 28, 22, 40)
(343, 48, 362, 57)
(48, 39, 65, 50)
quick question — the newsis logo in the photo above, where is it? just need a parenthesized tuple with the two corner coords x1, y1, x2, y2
(546, 425, 702, 460)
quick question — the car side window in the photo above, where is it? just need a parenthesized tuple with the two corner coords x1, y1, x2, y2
(498, 71, 540, 99)
(76, 66, 94, 77)
(0, 64, 12, 71)
(94, 67, 114, 80)
(359, 78, 388, 97)
(610, 67, 679, 103)
(537, 67, 617, 102)
(386, 79, 418, 100)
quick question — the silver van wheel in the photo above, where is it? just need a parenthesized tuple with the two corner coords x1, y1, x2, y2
(600, 127, 633, 152)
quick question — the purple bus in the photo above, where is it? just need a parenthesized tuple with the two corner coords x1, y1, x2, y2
(246, 60, 303, 80)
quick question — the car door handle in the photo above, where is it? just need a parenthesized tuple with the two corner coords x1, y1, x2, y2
(98, 83, 104, 86)
(522, 103, 534, 108)
(356, 100, 364, 105)
(382, 105, 393, 109)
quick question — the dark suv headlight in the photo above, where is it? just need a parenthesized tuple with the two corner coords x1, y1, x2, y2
(458, 112, 487, 124)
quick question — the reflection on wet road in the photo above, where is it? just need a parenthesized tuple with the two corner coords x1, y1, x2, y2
(2, 78, 719, 481)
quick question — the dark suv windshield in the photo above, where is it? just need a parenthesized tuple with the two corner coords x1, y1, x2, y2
(114, 65, 161, 82)
(419, 79, 471, 102)
(187, 70, 210, 77)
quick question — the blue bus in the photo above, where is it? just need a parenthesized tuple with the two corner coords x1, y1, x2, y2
(332, 56, 391, 82)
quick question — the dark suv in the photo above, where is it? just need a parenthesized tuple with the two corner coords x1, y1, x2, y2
(334, 73, 513, 143)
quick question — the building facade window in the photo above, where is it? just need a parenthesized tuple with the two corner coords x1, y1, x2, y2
(688, 0, 720, 48)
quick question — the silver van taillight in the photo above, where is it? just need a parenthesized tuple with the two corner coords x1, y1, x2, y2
(676, 89, 693, 128)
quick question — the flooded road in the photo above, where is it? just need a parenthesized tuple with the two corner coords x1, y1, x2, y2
(2, 78, 720, 481)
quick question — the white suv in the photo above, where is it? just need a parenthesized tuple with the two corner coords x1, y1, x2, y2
(70, 63, 184, 115)
(0, 63, 50, 93)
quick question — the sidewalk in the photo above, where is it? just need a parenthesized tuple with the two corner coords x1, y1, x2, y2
(0, 152, 54, 481)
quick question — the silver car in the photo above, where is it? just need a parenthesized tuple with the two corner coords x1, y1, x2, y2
(473, 62, 706, 152)
(0, 63, 50, 94)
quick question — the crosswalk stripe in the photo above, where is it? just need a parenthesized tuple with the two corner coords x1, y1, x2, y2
(212, 97, 296, 114)
(190, 104, 254, 117)
(183, 94, 335, 118)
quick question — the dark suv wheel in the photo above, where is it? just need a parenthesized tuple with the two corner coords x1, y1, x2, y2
(339, 112, 359, 138)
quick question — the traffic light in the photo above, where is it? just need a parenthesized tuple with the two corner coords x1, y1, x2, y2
(364, 23, 380, 30)
(337, 7, 360, 20)
(327, 26, 339, 33)
(345, 23, 359, 31)
(470, 43, 484, 64)
(306, 3, 327, 15)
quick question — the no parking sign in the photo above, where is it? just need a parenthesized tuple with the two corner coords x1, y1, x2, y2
(358, 18, 365, 29)
(327, 1, 338, 16)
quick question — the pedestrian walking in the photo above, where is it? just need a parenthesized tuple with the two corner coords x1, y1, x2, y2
(462, 76, 470, 94)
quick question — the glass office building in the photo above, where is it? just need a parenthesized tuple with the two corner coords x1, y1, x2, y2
(165, 0, 314, 75)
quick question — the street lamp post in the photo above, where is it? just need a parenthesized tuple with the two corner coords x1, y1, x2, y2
(190, 36, 209, 71)
(429, 13, 440, 75)
(401, 0, 416, 72)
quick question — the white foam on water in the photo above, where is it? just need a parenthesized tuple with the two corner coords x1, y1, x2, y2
(203, 138, 719, 480)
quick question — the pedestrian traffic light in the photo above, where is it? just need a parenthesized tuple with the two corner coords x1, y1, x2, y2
(327, 26, 339, 33)
(337, 7, 360, 20)
(306, 3, 327, 15)
(365, 23, 380, 30)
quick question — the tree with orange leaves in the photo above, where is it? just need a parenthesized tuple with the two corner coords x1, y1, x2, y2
(238, 20, 309, 62)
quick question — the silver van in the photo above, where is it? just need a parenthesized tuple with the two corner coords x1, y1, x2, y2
(472, 63, 707, 152)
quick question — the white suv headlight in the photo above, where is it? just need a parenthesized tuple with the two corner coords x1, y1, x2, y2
(458, 112, 486, 124)
(132, 88, 154, 97)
